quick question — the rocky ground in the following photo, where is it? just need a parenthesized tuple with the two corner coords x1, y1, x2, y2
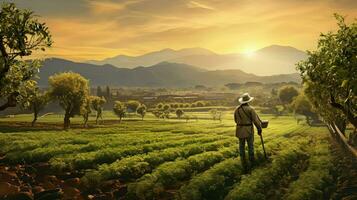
(0, 157, 126, 200)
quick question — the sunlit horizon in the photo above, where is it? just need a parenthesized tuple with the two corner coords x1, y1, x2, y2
(6, 0, 357, 61)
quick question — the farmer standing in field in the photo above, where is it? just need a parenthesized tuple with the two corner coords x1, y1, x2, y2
(234, 93, 262, 172)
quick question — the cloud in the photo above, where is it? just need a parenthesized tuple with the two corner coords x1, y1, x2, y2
(187, 1, 215, 10)
(6, 0, 356, 60)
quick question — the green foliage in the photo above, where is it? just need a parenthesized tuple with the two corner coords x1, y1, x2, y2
(163, 104, 171, 111)
(0, 114, 334, 199)
(80, 96, 92, 127)
(21, 87, 49, 126)
(178, 158, 242, 200)
(156, 103, 164, 109)
(225, 144, 309, 200)
(137, 104, 147, 120)
(127, 145, 236, 199)
(91, 96, 106, 124)
(49, 72, 89, 129)
(297, 14, 357, 128)
(0, 3, 52, 111)
(113, 101, 126, 122)
(284, 142, 333, 200)
(81, 136, 228, 185)
(291, 93, 319, 125)
(126, 100, 141, 113)
(278, 86, 299, 105)
(176, 109, 184, 119)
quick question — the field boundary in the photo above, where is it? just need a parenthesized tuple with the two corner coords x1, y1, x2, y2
(327, 123, 357, 159)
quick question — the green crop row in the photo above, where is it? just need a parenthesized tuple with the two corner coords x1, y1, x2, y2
(283, 141, 333, 200)
(2, 131, 193, 154)
(224, 141, 310, 200)
(126, 146, 238, 199)
(176, 134, 308, 200)
(81, 138, 235, 187)
(177, 158, 242, 200)
(51, 135, 230, 171)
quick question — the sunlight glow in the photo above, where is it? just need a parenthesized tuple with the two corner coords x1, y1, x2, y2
(243, 50, 256, 58)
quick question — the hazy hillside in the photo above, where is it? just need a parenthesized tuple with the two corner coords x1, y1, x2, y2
(38, 58, 300, 87)
(88, 45, 307, 75)
(88, 48, 216, 69)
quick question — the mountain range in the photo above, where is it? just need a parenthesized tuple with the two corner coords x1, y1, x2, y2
(88, 45, 307, 75)
(38, 58, 301, 87)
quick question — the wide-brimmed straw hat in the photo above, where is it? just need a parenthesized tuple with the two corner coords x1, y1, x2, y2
(239, 93, 254, 104)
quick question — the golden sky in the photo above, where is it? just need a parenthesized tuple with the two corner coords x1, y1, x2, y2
(5, 0, 357, 61)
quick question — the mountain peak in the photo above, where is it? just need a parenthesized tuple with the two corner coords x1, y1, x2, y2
(256, 45, 304, 54)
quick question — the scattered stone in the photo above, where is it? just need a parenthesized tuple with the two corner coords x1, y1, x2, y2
(0, 182, 20, 197)
(62, 186, 81, 199)
(0, 171, 19, 185)
(21, 173, 35, 185)
(32, 186, 45, 194)
(6, 192, 33, 200)
(63, 177, 81, 187)
(34, 188, 63, 200)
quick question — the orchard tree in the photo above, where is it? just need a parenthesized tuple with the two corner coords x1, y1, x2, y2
(81, 96, 92, 127)
(298, 14, 356, 130)
(156, 103, 164, 110)
(137, 104, 147, 120)
(176, 109, 184, 119)
(0, 3, 52, 111)
(163, 104, 170, 111)
(113, 101, 126, 123)
(291, 93, 319, 126)
(21, 87, 49, 127)
(278, 86, 299, 107)
(49, 72, 89, 129)
(126, 100, 140, 113)
(91, 96, 106, 124)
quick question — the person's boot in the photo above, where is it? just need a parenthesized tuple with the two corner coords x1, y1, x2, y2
(241, 158, 249, 174)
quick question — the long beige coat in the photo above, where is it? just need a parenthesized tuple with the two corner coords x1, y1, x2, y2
(234, 104, 262, 138)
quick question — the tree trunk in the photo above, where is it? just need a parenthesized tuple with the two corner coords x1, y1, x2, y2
(32, 112, 38, 127)
(330, 96, 357, 128)
(83, 115, 88, 128)
(64, 114, 71, 129)
(335, 118, 347, 134)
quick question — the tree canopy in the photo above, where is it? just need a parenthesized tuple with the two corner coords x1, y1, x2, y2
(278, 86, 299, 105)
(126, 100, 141, 113)
(21, 87, 49, 126)
(297, 14, 357, 129)
(291, 93, 319, 125)
(113, 101, 126, 123)
(91, 96, 106, 124)
(0, 3, 52, 111)
(49, 72, 89, 129)
(137, 104, 147, 120)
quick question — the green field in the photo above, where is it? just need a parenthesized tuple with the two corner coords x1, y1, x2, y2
(0, 111, 334, 199)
